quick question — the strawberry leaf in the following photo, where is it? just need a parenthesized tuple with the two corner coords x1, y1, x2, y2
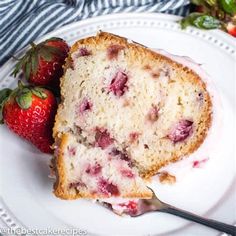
(0, 88, 12, 105)
(39, 45, 64, 61)
(0, 109, 4, 124)
(180, 13, 198, 29)
(193, 15, 221, 29)
(11, 53, 33, 80)
(204, 0, 217, 6)
(180, 13, 221, 29)
(31, 51, 39, 75)
(11, 43, 37, 79)
(46, 45, 64, 57)
(11, 57, 25, 77)
(15, 88, 32, 109)
(39, 47, 53, 61)
(11, 37, 66, 80)
(191, 0, 216, 6)
(0, 88, 12, 124)
(219, 0, 236, 15)
(24, 60, 31, 81)
(31, 87, 47, 99)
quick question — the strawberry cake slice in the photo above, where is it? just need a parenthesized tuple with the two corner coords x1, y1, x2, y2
(53, 32, 212, 199)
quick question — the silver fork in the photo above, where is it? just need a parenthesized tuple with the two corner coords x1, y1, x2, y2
(129, 189, 236, 236)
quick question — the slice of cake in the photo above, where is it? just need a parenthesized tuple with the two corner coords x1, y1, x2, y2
(53, 32, 212, 199)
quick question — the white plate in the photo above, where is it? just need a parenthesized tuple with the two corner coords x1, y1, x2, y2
(0, 13, 235, 236)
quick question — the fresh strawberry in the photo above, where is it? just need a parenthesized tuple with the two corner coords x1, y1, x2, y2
(12, 38, 69, 90)
(0, 82, 57, 153)
(226, 22, 236, 37)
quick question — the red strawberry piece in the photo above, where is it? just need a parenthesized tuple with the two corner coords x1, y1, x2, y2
(98, 178, 119, 196)
(85, 163, 102, 175)
(147, 105, 159, 123)
(78, 98, 92, 114)
(120, 169, 134, 178)
(110, 148, 130, 162)
(106, 183, 119, 196)
(127, 200, 138, 210)
(12, 37, 69, 90)
(109, 148, 121, 156)
(95, 128, 114, 149)
(192, 160, 200, 168)
(107, 45, 124, 60)
(129, 132, 140, 144)
(67, 146, 76, 156)
(78, 47, 91, 57)
(109, 71, 128, 97)
(192, 158, 209, 168)
(0, 82, 57, 153)
(226, 23, 236, 37)
(109, 148, 133, 167)
(168, 120, 193, 143)
(119, 200, 138, 215)
(126, 201, 138, 215)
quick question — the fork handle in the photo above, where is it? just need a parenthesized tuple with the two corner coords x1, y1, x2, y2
(160, 205, 236, 235)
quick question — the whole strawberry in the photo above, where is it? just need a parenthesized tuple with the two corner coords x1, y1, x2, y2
(0, 82, 57, 153)
(226, 22, 236, 37)
(12, 38, 69, 90)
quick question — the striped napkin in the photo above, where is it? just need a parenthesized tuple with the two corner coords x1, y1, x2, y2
(0, 0, 190, 66)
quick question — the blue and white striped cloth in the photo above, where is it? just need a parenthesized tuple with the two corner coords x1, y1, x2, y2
(0, 0, 190, 66)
